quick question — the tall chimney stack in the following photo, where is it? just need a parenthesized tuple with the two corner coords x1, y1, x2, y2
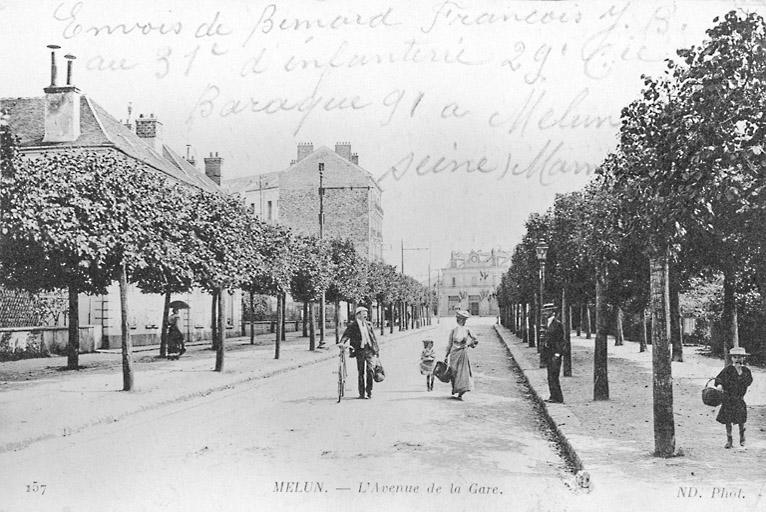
(134, 113, 163, 152)
(351, 153, 359, 165)
(43, 45, 81, 143)
(296, 142, 313, 162)
(334, 141, 351, 161)
(204, 152, 223, 185)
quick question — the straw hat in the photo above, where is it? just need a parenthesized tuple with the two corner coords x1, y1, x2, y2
(355, 306, 368, 315)
(730, 347, 749, 357)
(455, 310, 471, 319)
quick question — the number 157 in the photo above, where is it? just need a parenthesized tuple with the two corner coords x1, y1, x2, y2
(26, 481, 46, 495)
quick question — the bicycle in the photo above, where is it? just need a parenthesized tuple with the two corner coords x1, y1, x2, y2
(337, 342, 348, 403)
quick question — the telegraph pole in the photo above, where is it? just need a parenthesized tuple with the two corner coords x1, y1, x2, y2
(318, 163, 326, 348)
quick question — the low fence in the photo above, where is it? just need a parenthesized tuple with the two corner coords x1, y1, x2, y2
(0, 325, 102, 361)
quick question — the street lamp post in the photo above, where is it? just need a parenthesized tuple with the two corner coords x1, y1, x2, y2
(536, 239, 549, 368)
(401, 242, 430, 330)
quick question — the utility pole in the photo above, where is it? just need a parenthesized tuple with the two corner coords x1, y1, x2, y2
(402, 241, 430, 329)
(318, 163, 326, 347)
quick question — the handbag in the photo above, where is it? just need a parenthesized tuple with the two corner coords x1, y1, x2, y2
(702, 378, 723, 407)
(434, 360, 452, 383)
(370, 356, 385, 382)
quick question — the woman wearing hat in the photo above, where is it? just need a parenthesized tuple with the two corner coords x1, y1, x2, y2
(444, 310, 478, 399)
(714, 347, 753, 449)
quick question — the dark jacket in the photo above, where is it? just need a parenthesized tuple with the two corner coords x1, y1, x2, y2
(714, 364, 753, 425)
(544, 317, 565, 360)
(340, 320, 379, 355)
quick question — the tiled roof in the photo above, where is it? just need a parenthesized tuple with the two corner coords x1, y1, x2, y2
(222, 171, 281, 194)
(0, 95, 220, 194)
(223, 146, 380, 194)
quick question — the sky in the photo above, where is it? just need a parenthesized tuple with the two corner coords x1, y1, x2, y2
(2, 0, 764, 283)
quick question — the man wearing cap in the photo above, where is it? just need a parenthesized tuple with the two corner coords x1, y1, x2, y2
(339, 306, 380, 399)
(543, 304, 564, 403)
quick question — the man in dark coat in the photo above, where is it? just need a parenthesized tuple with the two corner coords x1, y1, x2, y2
(339, 306, 380, 399)
(543, 304, 564, 403)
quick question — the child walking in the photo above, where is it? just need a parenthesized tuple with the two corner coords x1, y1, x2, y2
(420, 339, 436, 391)
(715, 347, 753, 449)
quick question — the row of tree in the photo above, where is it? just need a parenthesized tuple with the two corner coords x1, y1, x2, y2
(0, 118, 432, 390)
(497, 10, 766, 457)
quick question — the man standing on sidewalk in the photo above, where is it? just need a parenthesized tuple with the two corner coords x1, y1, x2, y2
(339, 306, 379, 399)
(543, 304, 564, 403)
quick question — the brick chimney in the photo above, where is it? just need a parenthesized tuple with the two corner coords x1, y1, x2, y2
(43, 46, 81, 143)
(135, 113, 163, 152)
(351, 153, 359, 165)
(204, 152, 222, 185)
(335, 141, 351, 161)
(296, 142, 313, 162)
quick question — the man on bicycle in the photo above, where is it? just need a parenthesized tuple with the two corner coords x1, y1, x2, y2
(339, 306, 379, 399)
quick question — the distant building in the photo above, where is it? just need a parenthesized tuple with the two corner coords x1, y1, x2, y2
(1, 46, 241, 349)
(438, 249, 511, 317)
(223, 142, 383, 262)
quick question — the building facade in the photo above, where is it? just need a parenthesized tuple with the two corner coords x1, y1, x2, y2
(1, 47, 242, 349)
(223, 142, 383, 262)
(438, 249, 511, 317)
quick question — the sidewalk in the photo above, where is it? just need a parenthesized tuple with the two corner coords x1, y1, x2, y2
(0, 323, 436, 453)
(495, 325, 766, 511)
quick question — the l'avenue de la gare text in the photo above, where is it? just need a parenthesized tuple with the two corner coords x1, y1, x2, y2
(274, 481, 502, 494)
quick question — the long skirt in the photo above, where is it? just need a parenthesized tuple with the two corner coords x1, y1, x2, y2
(448, 348, 473, 394)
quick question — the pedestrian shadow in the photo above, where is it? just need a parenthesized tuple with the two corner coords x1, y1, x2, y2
(387, 394, 460, 402)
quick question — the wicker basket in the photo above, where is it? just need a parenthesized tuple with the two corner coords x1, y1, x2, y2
(434, 361, 452, 383)
(702, 378, 723, 407)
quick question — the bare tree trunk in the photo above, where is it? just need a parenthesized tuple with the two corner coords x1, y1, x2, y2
(585, 301, 592, 339)
(249, 291, 255, 344)
(615, 307, 624, 346)
(650, 252, 675, 457)
(529, 293, 540, 352)
(722, 270, 739, 367)
(640, 308, 648, 352)
(274, 293, 282, 359)
(379, 301, 384, 336)
(594, 267, 609, 400)
(215, 287, 225, 372)
(119, 263, 134, 390)
(279, 292, 287, 341)
(336, 300, 341, 342)
(523, 303, 529, 345)
(669, 265, 683, 362)
(577, 303, 583, 336)
(563, 288, 572, 377)
(302, 302, 308, 337)
(389, 303, 394, 334)
(211, 291, 218, 350)
(67, 285, 80, 370)
(309, 301, 316, 350)
(160, 291, 170, 357)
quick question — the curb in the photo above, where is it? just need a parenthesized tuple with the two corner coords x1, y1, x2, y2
(493, 324, 585, 474)
(1, 324, 438, 454)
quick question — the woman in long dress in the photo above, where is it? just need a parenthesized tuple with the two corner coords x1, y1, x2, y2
(444, 310, 478, 399)
(167, 307, 186, 357)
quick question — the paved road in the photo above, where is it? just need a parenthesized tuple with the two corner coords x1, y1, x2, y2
(0, 318, 576, 512)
